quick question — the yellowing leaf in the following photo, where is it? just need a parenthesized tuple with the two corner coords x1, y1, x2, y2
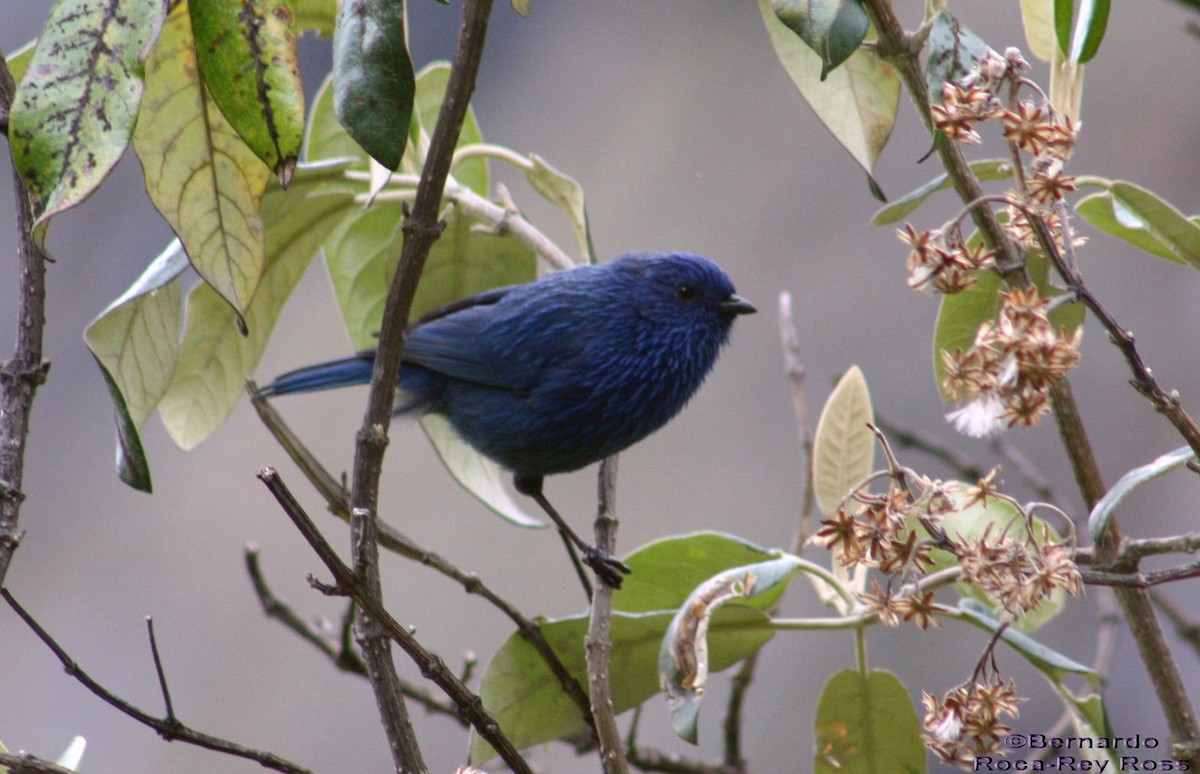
(134, 1, 270, 321)
(159, 162, 355, 449)
(9, 0, 166, 225)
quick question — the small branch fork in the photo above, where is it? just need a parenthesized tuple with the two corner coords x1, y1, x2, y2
(248, 387, 597, 740)
(1, 588, 311, 774)
(257, 467, 532, 774)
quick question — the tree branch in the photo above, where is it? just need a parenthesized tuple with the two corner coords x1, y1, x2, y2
(0, 52, 50, 588)
(0, 751, 79, 774)
(344, 1, 495, 770)
(586, 457, 628, 774)
(1, 588, 311, 774)
(249, 386, 596, 739)
(257, 467, 532, 774)
(244, 547, 468, 723)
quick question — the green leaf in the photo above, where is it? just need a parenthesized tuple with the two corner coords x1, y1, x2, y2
(813, 670, 924, 774)
(954, 600, 1098, 685)
(160, 161, 355, 449)
(420, 414, 544, 528)
(933, 268, 1001, 402)
(923, 482, 1067, 632)
(812, 365, 875, 516)
(615, 532, 780, 614)
(134, 1, 271, 322)
(1019, 0, 1056, 62)
(414, 62, 488, 196)
(660, 556, 802, 742)
(924, 10, 989, 103)
(332, 0, 415, 170)
(303, 74, 368, 166)
(190, 0, 305, 184)
(870, 159, 1013, 226)
(1089, 446, 1195, 544)
(290, 0, 337, 37)
(85, 240, 190, 491)
(526, 154, 592, 262)
(1069, 0, 1110, 62)
(511, 0, 531, 15)
(9, 0, 166, 226)
(323, 200, 537, 350)
(4, 39, 37, 84)
(770, 0, 869, 79)
(1054, 0, 1073, 57)
(472, 606, 773, 764)
(1075, 183, 1200, 268)
(760, 0, 898, 174)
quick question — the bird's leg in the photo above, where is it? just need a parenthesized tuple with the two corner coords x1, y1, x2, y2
(557, 529, 595, 602)
(515, 474, 632, 590)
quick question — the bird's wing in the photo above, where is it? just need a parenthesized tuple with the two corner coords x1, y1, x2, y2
(399, 286, 520, 389)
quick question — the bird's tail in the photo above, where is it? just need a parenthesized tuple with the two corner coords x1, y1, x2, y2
(257, 355, 375, 397)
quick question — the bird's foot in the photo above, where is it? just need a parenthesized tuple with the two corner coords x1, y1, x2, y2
(582, 549, 632, 589)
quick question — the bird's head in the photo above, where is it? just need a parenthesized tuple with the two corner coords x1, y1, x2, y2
(618, 252, 756, 329)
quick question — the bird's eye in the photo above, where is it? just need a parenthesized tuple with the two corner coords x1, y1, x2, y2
(676, 284, 696, 301)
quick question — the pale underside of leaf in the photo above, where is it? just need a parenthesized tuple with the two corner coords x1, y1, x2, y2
(812, 365, 875, 516)
(760, 0, 899, 173)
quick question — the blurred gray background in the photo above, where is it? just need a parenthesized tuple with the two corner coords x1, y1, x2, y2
(3, 2, 1200, 772)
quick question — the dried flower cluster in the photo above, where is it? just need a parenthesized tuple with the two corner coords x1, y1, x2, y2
(812, 456, 1082, 769)
(923, 678, 1025, 766)
(898, 47, 1087, 437)
(900, 224, 996, 293)
(942, 286, 1082, 437)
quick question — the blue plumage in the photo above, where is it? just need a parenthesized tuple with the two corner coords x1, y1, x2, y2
(261, 251, 754, 588)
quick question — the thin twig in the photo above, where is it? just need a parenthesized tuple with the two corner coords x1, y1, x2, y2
(145, 617, 176, 720)
(1, 588, 311, 774)
(586, 457, 628, 774)
(249, 385, 596, 739)
(777, 291, 816, 549)
(256, 468, 533, 774)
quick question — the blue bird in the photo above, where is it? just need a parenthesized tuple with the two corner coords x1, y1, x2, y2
(260, 252, 755, 589)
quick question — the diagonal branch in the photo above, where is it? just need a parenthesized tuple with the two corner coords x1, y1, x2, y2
(2, 588, 311, 774)
(257, 467, 532, 774)
(249, 386, 597, 739)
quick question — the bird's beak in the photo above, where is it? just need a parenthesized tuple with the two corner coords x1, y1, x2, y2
(718, 294, 757, 316)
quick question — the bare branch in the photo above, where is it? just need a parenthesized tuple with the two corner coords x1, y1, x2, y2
(249, 387, 595, 739)
(1, 588, 311, 774)
(243, 547, 467, 723)
(256, 468, 532, 774)
(586, 457, 628, 774)
(337, 2, 497, 768)
(0, 751, 79, 774)
(0, 52, 50, 588)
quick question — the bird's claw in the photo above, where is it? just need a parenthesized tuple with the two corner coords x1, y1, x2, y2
(583, 549, 632, 589)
